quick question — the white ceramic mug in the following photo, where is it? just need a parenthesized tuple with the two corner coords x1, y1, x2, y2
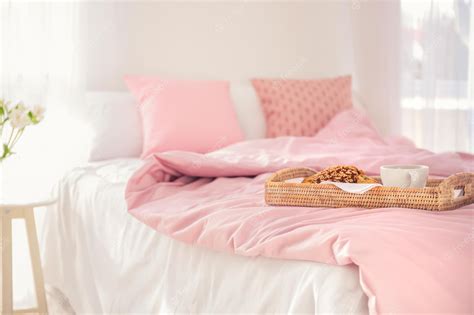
(380, 165, 429, 188)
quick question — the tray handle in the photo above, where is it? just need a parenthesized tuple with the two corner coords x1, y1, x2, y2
(438, 173, 474, 209)
(266, 167, 316, 183)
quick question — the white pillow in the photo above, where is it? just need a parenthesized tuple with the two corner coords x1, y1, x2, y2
(230, 81, 266, 139)
(85, 91, 142, 161)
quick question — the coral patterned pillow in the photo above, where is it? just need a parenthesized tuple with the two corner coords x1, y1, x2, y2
(251, 76, 352, 137)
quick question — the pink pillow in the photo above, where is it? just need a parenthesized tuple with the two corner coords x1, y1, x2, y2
(251, 76, 352, 137)
(124, 76, 244, 158)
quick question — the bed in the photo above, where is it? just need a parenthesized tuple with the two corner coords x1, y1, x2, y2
(40, 158, 369, 314)
(39, 80, 472, 314)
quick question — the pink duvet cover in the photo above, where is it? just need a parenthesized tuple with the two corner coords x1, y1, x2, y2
(126, 109, 473, 314)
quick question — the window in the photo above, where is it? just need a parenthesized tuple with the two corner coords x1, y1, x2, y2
(400, 0, 473, 152)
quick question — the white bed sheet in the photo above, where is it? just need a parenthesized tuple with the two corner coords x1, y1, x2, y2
(40, 159, 369, 314)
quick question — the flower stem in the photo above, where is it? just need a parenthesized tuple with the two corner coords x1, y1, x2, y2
(6, 128, 15, 147)
(10, 128, 24, 149)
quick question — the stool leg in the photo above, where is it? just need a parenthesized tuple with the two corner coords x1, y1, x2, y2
(1, 214, 13, 314)
(25, 209, 48, 314)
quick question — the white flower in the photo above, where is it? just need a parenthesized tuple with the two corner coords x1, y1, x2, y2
(15, 102, 26, 111)
(9, 107, 30, 129)
(31, 105, 45, 122)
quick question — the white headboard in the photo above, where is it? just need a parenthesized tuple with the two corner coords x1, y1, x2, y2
(83, 1, 354, 91)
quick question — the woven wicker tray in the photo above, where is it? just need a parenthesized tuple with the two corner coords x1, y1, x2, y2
(265, 168, 473, 211)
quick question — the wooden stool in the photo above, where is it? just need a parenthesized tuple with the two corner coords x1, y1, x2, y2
(0, 199, 55, 315)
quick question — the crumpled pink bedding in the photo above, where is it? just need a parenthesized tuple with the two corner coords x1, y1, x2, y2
(126, 109, 473, 314)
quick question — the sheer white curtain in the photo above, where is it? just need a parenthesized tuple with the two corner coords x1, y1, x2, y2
(400, 0, 473, 153)
(0, 1, 86, 309)
(1, 1, 88, 199)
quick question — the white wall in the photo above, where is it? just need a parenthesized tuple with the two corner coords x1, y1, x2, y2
(83, 1, 354, 89)
(351, 0, 401, 136)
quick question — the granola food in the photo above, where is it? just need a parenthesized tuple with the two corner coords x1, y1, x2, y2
(356, 174, 379, 184)
(302, 165, 378, 184)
